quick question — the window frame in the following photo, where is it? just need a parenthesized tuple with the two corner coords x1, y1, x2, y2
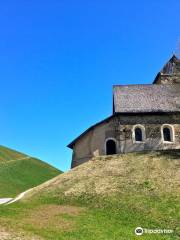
(161, 124, 175, 143)
(132, 125, 146, 143)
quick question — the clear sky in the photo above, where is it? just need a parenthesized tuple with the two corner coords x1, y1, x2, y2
(0, 0, 179, 171)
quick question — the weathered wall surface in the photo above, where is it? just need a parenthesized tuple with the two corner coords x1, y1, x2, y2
(71, 120, 113, 167)
(118, 114, 180, 153)
(155, 75, 180, 84)
(71, 113, 180, 168)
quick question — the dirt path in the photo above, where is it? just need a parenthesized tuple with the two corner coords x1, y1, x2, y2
(0, 198, 13, 204)
(0, 227, 42, 240)
(6, 188, 33, 205)
(0, 228, 11, 240)
(0, 188, 33, 205)
(0, 156, 31, 165)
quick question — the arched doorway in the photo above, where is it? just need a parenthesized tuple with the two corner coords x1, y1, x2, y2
(106, 139, 116, 155)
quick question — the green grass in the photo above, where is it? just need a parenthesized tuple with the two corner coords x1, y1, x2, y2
(0, 158, 61, 197)
(0, 193, 179, 240)
(0, 151, 179, 239)
(0, 145, 27, 162)
(0, 145, 61, 197)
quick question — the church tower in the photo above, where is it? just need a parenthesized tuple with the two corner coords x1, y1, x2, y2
(153, 55, 180, 84)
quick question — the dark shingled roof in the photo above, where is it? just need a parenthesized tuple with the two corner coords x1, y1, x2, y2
(113, 84, 180, 113)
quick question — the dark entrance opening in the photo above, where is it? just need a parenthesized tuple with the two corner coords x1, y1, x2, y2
(106, 139, 116, 155)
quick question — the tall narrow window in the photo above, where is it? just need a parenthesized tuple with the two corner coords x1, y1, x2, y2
(132, 125, 145, 143)
(135, 128, 143, 142)
(163, 127, 172, 142)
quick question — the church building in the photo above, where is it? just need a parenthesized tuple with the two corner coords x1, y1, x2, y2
(68, 55, 180, 168)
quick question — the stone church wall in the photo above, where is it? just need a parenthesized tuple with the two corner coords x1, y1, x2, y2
(71, 113, 180, 168)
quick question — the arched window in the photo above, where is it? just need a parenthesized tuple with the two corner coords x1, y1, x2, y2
(162, 125, 174, 142)
(163, 128, 171, 142)
(135, 128, 142, 142)
(105, 139, 116, 155)
(132, 125, 146, 143)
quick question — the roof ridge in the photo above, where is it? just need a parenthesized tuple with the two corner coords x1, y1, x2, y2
(113, 84, 153, 87)
(113, 83, 180, 87)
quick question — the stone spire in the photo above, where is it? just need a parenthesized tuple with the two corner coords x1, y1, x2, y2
(153, 55, 180, 84)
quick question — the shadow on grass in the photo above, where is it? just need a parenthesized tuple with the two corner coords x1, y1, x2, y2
(133, 149, 180, 160)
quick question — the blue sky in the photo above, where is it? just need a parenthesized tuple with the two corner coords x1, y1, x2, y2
(0, 0, 179, 171)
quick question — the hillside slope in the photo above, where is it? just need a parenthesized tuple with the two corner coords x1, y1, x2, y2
(25, 150, 180, 200)
(0, 145, 27, 162)
(0, 146, 61, 197)
(1, 151, 179, 240)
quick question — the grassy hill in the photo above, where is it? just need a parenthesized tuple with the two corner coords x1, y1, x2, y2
(25, 150, 180, 198)
(0, 145, 61, 197)
(0, 151, 179, 239)
(0, 145, 28, 162)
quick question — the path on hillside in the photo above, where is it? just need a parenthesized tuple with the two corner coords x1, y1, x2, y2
(0, 198, 13, 204)
(0, 188, 34, 205)
(0, 156, 32, 205)
(6, 188, 33, 205)
(0, 156, 31, 164)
